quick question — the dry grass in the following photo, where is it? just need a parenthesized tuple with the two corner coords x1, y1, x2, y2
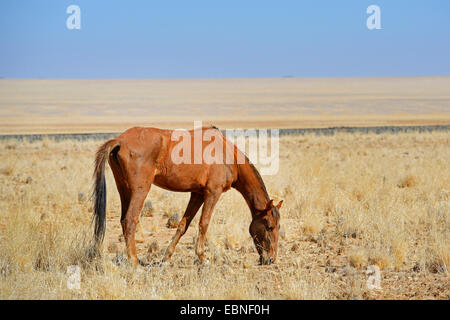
(0, 131, 449, 299)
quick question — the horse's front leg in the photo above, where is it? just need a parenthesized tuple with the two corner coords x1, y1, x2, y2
(163, 192, 204, 262)
(196, 189, 221, 264)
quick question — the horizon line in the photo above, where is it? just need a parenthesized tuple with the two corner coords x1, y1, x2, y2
(1, 75, 450, 80)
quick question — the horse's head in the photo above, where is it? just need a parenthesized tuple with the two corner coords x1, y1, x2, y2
(250, 199, 283, 265)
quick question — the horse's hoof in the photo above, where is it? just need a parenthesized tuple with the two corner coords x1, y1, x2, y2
(154, 259, 166, 267)
(138, 260, 150, 268)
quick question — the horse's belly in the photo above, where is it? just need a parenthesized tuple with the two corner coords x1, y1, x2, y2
(153, 165, 208, 192)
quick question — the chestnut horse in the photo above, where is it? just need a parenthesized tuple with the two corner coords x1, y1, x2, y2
(92, 126, 282, 266)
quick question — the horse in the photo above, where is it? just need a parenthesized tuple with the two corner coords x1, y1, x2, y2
(92, 126, 282, 266)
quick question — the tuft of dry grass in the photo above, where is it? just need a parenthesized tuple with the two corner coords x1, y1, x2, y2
(301, 213, 324, 237)
(0, 131, 449, 299)
(349, 250, 367, 270)
(398, 174, 419, 188)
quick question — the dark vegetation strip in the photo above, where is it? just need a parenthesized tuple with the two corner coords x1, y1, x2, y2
(0, 125, 449, 142)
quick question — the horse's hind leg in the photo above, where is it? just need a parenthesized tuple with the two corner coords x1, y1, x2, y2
(196, 189, 221, 264)
(116, 182, 131, 223)
(163, 192, 204, 262)
(119, 166, 154, 266)
(121, 186, 152, 266)
(109, 144, 155, 267)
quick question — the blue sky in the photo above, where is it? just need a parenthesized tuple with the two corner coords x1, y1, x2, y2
(0, 0, 449, 78)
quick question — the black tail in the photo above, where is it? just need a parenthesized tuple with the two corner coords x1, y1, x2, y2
(92, 139, 120, 247)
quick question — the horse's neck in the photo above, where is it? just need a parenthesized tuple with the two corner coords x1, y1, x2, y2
(234, 163, 270, 217)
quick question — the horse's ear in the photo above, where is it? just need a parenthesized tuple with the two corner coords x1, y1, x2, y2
(265, 199, 274, 211)
(276, 200, 283, 209)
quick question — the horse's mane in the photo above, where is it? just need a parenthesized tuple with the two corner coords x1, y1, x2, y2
(248, 161, 269, 198)
(247, 158, 280, 219)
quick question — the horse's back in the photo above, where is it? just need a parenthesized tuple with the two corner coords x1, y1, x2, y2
(114, 126, 237, 193)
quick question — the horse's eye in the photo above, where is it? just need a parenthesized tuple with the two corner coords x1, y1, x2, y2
(267, 226, 274, 231)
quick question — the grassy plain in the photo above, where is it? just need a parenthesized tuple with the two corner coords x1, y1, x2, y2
(0, 131, 448, 299)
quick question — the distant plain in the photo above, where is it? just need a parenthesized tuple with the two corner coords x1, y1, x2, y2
(0, 77, 449, 134)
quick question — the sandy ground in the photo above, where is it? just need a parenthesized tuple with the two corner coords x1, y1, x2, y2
(0, 77, 449, 134)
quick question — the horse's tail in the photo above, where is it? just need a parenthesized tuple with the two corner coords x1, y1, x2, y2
(92, 138, 120, 247)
